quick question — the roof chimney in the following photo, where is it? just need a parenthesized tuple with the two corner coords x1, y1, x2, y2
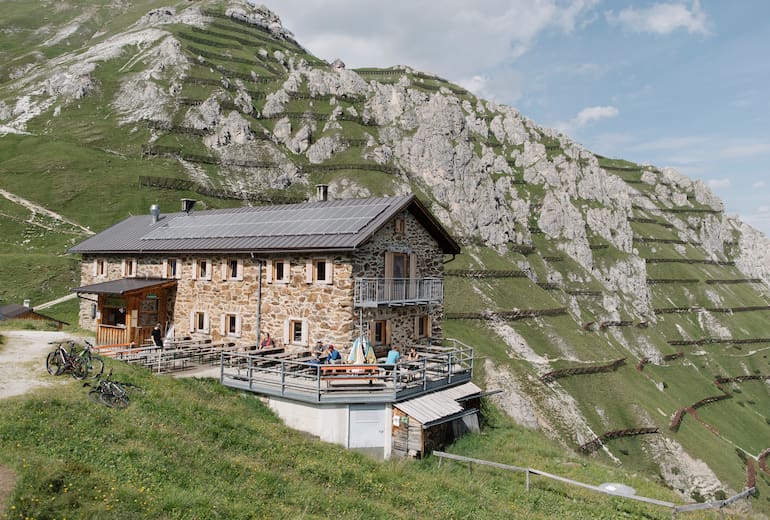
(23, 299, 30, 308)
(315, 184, 329, 202)
(181, 198, 197, 214)
(150, 204, 160, 224)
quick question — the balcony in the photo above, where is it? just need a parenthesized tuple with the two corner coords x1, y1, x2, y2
(354, 277, 444, 308)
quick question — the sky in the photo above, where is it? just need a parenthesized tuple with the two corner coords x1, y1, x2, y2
(270, 1, 770, 236)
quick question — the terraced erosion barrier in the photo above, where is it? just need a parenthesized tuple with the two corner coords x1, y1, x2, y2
(704, 278, 763, 284)
(567, 290, 603, 297)
(445, 269, 528, 278)
(668, 337, 770, 347)
(578, 427, 660, 454)
(713, 374, 770, 390)
(669, 394, 732, 432)
(654, 305, 770, 315)
(540, 358, 626, 383)
(647, 278, 700, 284)
(645, 258, 735, 265)
(662, 352, 684, 362)
(446, 308, 568, 321)
(628, 217, 675, 228)
(636, 357, 650, 371)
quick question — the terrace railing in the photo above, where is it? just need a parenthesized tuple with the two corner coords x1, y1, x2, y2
(354, 277, 443, 308)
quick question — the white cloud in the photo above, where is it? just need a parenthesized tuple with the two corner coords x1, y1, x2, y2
(707, 178, 730, 190)
(718, 143, 770, 159)
(605, 1, 710, 35)
(573, 105, 618, 127)
(753, 181, 767, 189)
(631, 136, 709, 151)
(275, 1, 598, 79)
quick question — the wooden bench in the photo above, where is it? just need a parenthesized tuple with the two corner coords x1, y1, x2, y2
(320, 365, 380, 386)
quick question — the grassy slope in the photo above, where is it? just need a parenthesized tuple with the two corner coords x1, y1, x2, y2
(0, 360, 689, 519)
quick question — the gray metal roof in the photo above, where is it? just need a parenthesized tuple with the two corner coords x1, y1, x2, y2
(72, 278, 176, 295)
(394, 382, 481, 426)
(0, 303, 69, 325)
(69, 195, 461, 255)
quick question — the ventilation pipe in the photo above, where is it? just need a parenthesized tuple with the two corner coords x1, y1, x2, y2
(23, 299, 30, 308)
(315, 184, 329, 202)
(181, 198, 197, 214)
(150, 204, 160, 224)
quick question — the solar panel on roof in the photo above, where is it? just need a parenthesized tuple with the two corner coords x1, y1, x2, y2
(141, 202, 391, 240)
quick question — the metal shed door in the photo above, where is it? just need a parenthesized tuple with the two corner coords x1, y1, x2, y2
(348, 404, 385, 448)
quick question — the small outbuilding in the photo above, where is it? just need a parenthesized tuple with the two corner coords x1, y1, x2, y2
(391, 381, 482, 458)
(0, 303, 69, 330)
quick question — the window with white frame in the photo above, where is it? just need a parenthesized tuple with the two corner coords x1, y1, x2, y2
(163, 258, 181, 279)
(94, 258, 107, 277)
(283, 318, 308, 346)
(306, 258, 333, 284)
(192, 258, 212, 280)
(222, 259, 243, 281)
(266, 259, 290, 284)
(189, 310, 210, 333)
(221, 313, 241, 337)
(122, 258, 138, 278)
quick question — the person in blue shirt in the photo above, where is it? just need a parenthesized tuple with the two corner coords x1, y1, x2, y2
(385, 346, 400, 365)
(325, 344, 341, 364)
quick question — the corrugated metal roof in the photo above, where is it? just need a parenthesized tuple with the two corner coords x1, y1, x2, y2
(72, 278, 176, 295)
(395, 382, 481, 426)
(68, 195, 459, 255)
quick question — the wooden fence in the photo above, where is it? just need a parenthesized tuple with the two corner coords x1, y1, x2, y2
(540, 358, 626, 383)
(578, 427, 659, 454)
(446, 308, 568, 321)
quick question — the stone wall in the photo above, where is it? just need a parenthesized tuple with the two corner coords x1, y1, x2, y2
(76, 207, 448, 351)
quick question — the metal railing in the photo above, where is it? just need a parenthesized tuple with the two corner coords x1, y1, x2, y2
(433, 451, 756, 517)
(219, 341, 472, 403)
(354, 277, 443, 307)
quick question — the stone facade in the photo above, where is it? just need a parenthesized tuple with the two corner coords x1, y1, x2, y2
(77, 207, 447, 353)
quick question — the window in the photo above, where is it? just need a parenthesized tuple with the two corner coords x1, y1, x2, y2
(189, 310, 210, 333)
(94, 258, 107, 277)
(192, 258, 212, 280)
(221, 313, 241, 337)
(283, 318, 308, 346)
(122, 258, 137, 278)
(163, 258, 181, 279)
(222, 259, 243, 281)
(266, 259, 289, 284)
(101, 296, 126, 326)
(306, 258, 333, 284)
(370, 320, 390, 346)
(394, 217, 405, 234)
(415, 315, 431, 339)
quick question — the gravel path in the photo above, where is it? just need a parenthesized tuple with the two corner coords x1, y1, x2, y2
(0, 330, 88, 400)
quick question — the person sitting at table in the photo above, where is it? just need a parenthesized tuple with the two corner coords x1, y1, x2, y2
(404, 347, 419, 381)
(325, 344, 341, 364)
(385, 345, 400, 365)
(259, 332, 275, 350)
(405, 347, 418, 362)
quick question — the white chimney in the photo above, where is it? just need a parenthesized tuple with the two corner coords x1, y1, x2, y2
(23, 299, 30, 308)
(150, 204, 160, 224)
(315, 184, 329, 202)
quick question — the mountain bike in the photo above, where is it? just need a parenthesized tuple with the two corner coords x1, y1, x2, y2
(77, 340, 105, 379)
(85, 369, 141, 408)
(46, 341, 86, 379)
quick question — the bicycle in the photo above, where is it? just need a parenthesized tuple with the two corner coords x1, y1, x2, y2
(77, 340, 105, 379)
(46, 341, 87, 379)
(85, 369, 142, 408)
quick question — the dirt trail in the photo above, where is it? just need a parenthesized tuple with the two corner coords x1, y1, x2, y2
(0, 330, 88, 512)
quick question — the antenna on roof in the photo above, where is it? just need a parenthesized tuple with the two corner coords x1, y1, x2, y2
(181, 198, 197, 214)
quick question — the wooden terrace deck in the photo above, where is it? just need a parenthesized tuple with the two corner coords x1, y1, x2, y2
(219, 341, 474, 404)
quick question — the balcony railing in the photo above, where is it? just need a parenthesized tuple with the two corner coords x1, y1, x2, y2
(354, 277, 444, 308)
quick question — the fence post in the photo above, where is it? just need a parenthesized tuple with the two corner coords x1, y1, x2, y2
(526, 469, 530, 492)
